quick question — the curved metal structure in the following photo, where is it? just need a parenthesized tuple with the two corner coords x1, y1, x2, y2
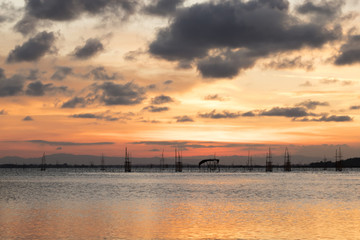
(199, 159, 220, 172)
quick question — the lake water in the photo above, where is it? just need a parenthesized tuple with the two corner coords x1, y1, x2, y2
(1, 168, 360, 239)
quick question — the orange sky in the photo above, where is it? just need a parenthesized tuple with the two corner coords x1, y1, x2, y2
(0, 0, 360, 161)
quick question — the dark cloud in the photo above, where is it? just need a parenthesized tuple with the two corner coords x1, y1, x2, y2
(0, 68, 5, 80)
(198, 110, 242, 119)
(174, 115, 194, 122)
(144, 0, 184, 16)
(151, 95, 174, 105)
(149, 0, 341, 78)
(296, 100, 329, 110)
(51, 66, 73, 81)
(56, 147, 62, 150)
(197, 49, 256, 78)
(13, 15, 39, 36)
(163, 80, 173, 85)
(61, 97, 87, 108)
(298, 114, 352, 122)
(95, 81, 146, 105)
(204, 94, 225, 101)
(7, 31, 56, 63)
(26, 139, 115, 146)
(70, 112, 119, 121)
(23, 116, 33, 121)
(147, 84, 156, 89)
(265, 56, 314, 71)
(25, 81, 68, 96)
(260, 107, 311, 118)
(0, 109, 6, 115)
(123, 49, 144, 61)
(350, 105, 360, 110)
(242, 111, 256, 117)
(16, 0, 138, 34)
(72, 38, 104, 60)
(296, 0, 344, 21)
(24, 0, 137, 21)
(0, 74, 25, 97)
(26, 69, 41, 81)
(149, 149, 160, 152)
(85, 66, 120, 80)
(143, 105, 169, 112)
(335, 35, 360, 65)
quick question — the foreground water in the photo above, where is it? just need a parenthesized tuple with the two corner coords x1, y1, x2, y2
(1, 168, 360, 240)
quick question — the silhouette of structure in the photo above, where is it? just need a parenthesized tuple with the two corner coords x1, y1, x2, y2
(199, 155, 219, 172)
(247, 150, 253, 171)
(335, 147, 342, 171)
(265, 148, 273, 172)
(124, 147, 131, 172)
(284, 147, 291, 172)
(323, 155, 327, 170)
(175, 148, 182, 172)
(100, 153, 105, 171)
(40, 152, 46, 171)
(160, 149, 165, 171)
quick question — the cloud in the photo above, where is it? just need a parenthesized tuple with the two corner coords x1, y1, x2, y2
(26, 69, 42, 81)
(163, 80, 173, 85)
(319, 78, 354, 86)
(174, 115, 194, 122)
(56, 147, 62, 150)
(144, 0, 184, 16)
(197, 49, 257, 78)
(198, 110, 242, 119)
(7, 31, 56, 63)
(350, 105, 360, 110)
(0, 109, 6, 115)
(204, 94, 225, 101)
(296, 100, 329, 110)
(13, 15, 42, 36)
(299, 81, 313, 87)
(335, 35, 360, 65)
(260, 107, 311, 118)
(0, 2, 20, 24)
(25, 81, 68, 96)
(85, 66, 120, 80)
(298, 114, 352, 122)
(51, 66, 73, 81)
(0, 74, 25, 97)
(123, 49, 144, 61)
(149, 0, 341, 78)
(296, 0, 344, 21)
(72, 38, 104, 60)
(143, 105, 169, 112)
(16, 0, 138, 34)
(61, 97, 88, 108)
(23, 116, 33, 121)
(95, 81, 146, 106)
(0, 68, 5, 80)
(151, 95, 174, 105)
(69, 112, 123, 121)
(264, 56, 314, 71)
(26, 140, 115, 146)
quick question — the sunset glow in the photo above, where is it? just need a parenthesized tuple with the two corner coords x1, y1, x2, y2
(1, 0, 360, 162)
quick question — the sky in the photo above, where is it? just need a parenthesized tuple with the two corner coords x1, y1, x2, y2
(0, 0, 360, 163)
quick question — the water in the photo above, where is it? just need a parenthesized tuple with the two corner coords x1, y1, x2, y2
(1, 169, 360, 239)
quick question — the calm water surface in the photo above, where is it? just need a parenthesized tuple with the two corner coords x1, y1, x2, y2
(1, 169, 360, 239)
